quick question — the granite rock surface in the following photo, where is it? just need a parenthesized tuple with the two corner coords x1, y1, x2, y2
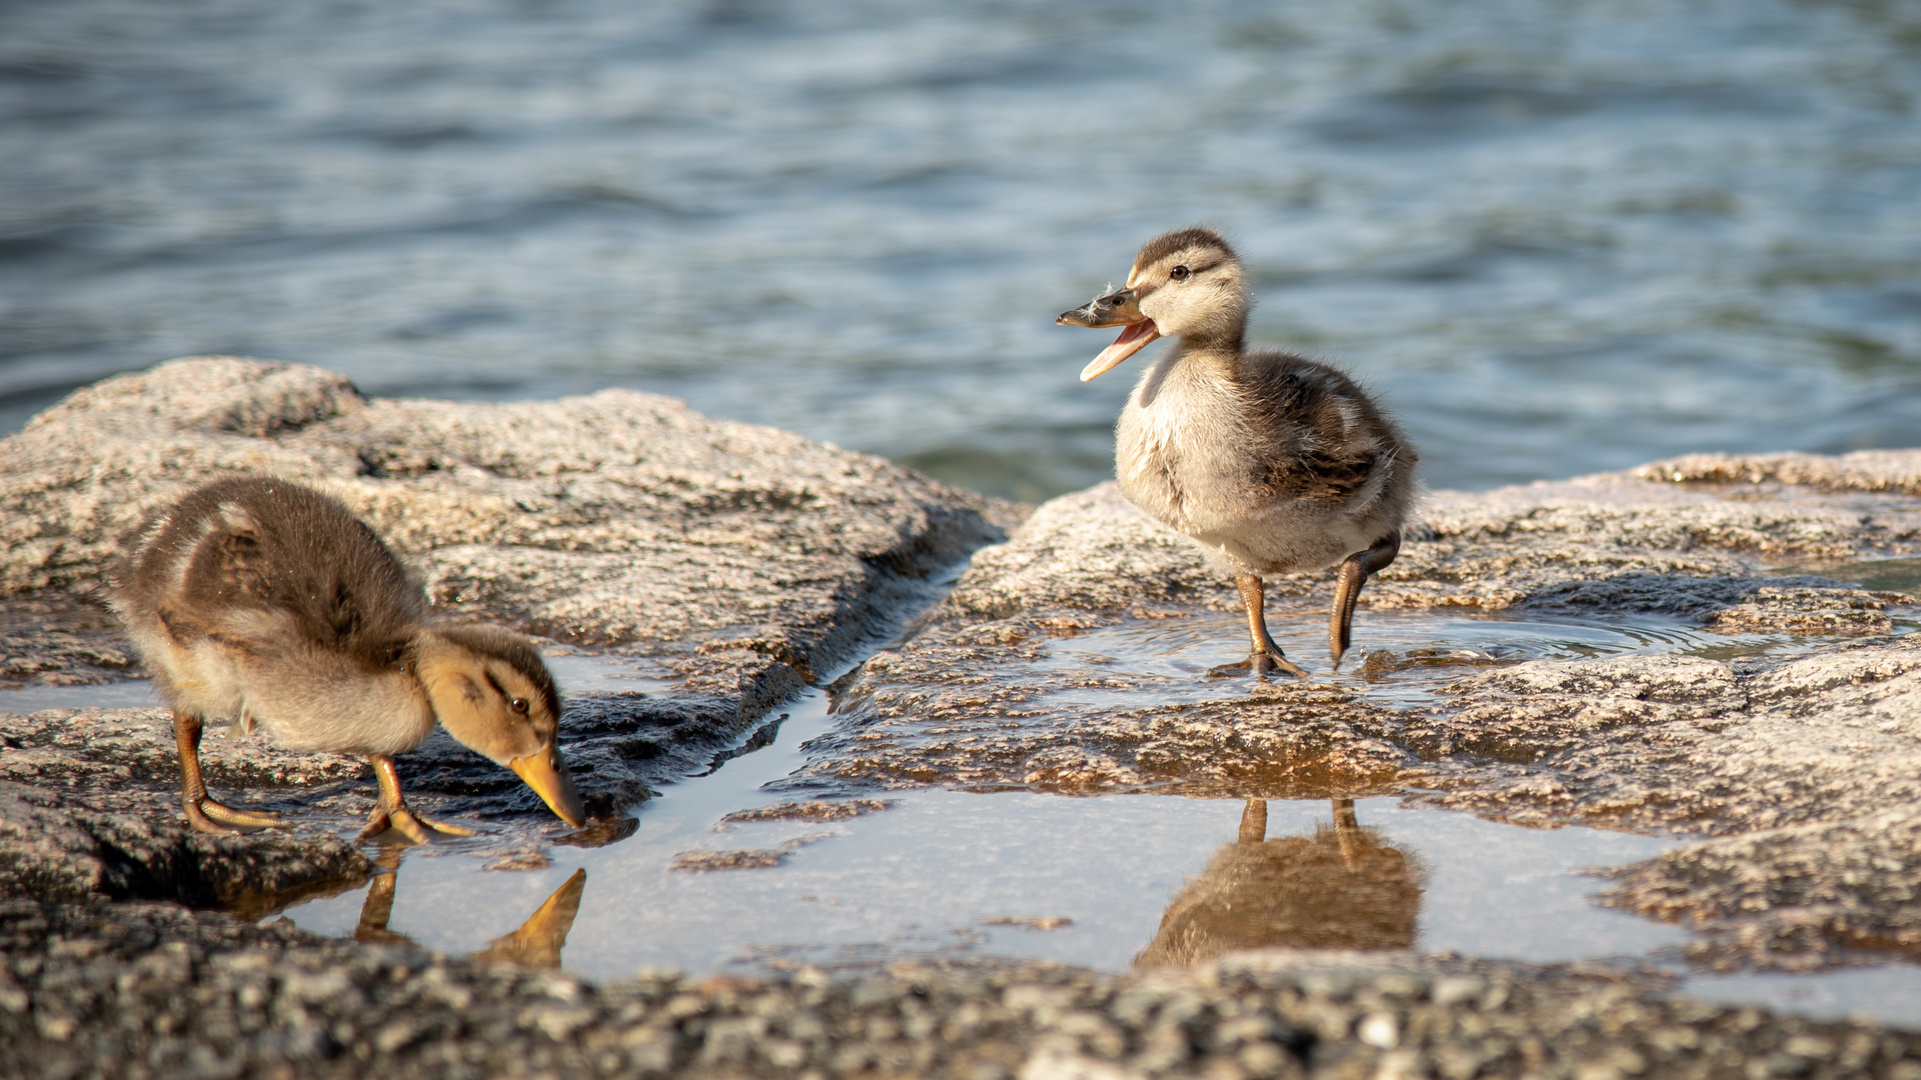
(5, 896, 1921, 1080)
(798, 458, 1921, 974)
(6, 359, 1921, 1071)
(0, 356, 1016, 909)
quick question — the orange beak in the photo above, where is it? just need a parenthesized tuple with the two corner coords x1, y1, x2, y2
(1079, 320, 1161, 381)
(1057, 286, 1160, 380)
(509, 742, 585, 827)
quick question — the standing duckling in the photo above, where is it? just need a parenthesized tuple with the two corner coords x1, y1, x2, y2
(1058, 227, 1416, 676)
(112, 477, 585, 841)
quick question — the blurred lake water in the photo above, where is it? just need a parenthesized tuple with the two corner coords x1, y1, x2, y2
(2, 0, 1916, 501)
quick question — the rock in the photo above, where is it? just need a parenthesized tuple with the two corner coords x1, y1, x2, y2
(1634, 449, 1921, 493)
(794, 455, 1921, 972)
(0, 356, 1016, 904)
(1600, 803, 1921, 973)
(8, 357, 1921, 1063)
(0, 783, 367, 913)
(0, 357, 1018, 656)
(671, 849, 790, 872)
(0, 592, 135, 688)
(1, 897, 1918, 1079)
(719, 800, 896, 824)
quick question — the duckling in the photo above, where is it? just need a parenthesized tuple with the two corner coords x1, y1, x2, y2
(111, 477, 585, 841)
(1058, 227, 1416, 676)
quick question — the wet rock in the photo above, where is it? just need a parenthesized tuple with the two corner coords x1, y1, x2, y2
(7, 356, 1921, 1056)
(2, 898, 1918, 1079)
(720, 800, 896, 824)
(799, 454, 1921, 973)
(672, 849, 790, 872)
(1600, 804, 1921, 973)
(0, 592, 138, 689)
(0, 356, 1014, 904)
(0, 783, 367, 913)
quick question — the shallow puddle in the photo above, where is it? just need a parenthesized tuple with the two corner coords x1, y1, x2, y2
(539, 650, 682, 699)
(283, 784, 1689, 978)
(1027, 609, 1820, 709)
(0, 678, 159, 713)
(10, 608, 1917, 1027)
(271, 614, 1921, 1027)
(1779, 555, 1921, 597)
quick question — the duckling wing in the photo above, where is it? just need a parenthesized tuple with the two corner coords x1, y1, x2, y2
(128, 478, 422, 668)
(1235, 353, 1413, 506)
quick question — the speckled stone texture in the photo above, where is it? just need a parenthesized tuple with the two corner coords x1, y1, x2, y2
(1, 354, 1017, 674)
(0, 356, 1015, 910)
(0, 784, 367, 915)
(5, 897, 1921, 1080)
(800, 456, 1921, 974)
(9, 359, 1921, 1073)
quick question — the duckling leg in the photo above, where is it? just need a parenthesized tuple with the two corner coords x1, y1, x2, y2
(1331, 797, 1361, 868)
(173, 711, 288, 833)
(1209, 573, 1309, 679)
(1238, 799, 1269, 843)
(353, 850, 415, 947)
(1328, 532, 1402, 669)
(359, 755, 479, 843)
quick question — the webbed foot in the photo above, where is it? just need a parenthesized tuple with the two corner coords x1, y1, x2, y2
(359, 804, 477, 844)
(1213, 574, 1309, 679)
(189, 798, 289, 833)
(1329, 532, 1402, 669)
(1207, 649, 1309, 680)
(359, 754, 481, 844)
(175, 711, 290, 834)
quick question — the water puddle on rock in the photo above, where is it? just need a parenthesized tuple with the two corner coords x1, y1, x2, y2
(0, 678, 158, 713)
(21, 608, 1915, 1026)
(261, 608, 1921, 1027)
(1027, 609, 1814, 710)
(1777, 555, 1921, 597)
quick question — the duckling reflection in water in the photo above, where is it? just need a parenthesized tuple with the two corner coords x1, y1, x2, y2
(112, 478, 585, 841)
(357, 852, 588, 969)
(1134, 799, 1423, 968)
(1059, 228, 1417, 676)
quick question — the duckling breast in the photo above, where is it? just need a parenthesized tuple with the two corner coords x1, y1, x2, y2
(1114, 350, 1415, 577)
(243, 647, 437, 755)
(1115, 351, 1248, 534)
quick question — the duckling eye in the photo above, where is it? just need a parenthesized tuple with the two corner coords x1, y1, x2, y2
(1169, 265, 1190, 281)
(509, 697, 530, 714)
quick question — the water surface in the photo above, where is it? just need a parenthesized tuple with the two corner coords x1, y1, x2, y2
(264, 609, 1921, 1026)
(3, 0, 1917, 500)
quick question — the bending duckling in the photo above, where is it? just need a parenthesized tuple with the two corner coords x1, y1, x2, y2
(112, 477, 585, 841)
(1059, 227, 1416, 675)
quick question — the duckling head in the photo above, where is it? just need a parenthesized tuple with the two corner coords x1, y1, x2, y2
(1057, 226, 1250, 381)
(413, 624, 586, 827)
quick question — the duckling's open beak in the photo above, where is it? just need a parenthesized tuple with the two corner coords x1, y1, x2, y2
(510, 743, 585, 827)
(1057, 288, 1161, 382)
